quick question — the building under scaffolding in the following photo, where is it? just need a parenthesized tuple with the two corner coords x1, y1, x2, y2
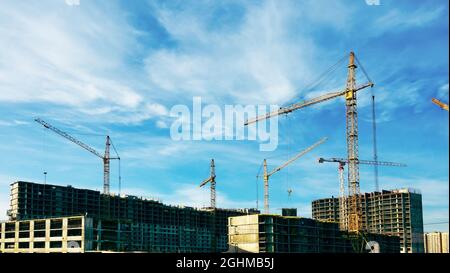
(3, 181, 258, 252)
(228, 212, 400, 253)
(311, 188, 424, 253)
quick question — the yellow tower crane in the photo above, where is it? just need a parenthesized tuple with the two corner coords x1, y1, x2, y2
(318, 157, 406, 231)
(261, 137, 327, 214)
(432, 98, 449, 111)
(35, 118, 120, 195)
(245, 52, 374, 232)
(199, 159, 217, 209)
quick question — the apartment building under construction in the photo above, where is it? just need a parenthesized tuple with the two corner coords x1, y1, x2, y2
(311, 188, 424, 253)
(3, 181, 258, 252)
(228, 212, 400, 253)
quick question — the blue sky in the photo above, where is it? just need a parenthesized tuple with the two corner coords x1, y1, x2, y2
(0, 0, 448, 232)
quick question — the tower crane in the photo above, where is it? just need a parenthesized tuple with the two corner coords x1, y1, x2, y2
(245, 52, 374, 232)
(432, 98, 449, 111)
(35, 118, 120, 195)
(317, 157, 406, 230)
(260, 137, 327, 214)
(199, 159, 216, 209)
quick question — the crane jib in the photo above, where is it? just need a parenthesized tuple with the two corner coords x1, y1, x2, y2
(244, 82, 373, 126)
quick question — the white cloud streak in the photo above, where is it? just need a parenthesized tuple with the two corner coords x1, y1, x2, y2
(0, 1, 167, 124)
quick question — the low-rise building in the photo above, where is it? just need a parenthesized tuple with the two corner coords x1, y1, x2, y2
(424, 232, 449, 253)
(228, 213, 400, 253)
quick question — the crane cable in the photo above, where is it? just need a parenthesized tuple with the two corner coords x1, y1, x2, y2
(255, 160, 264, 210)
(355, 55, 379, 192)
(292, 54, 348, 102)
(286, 113, 291, 206)
(355, 55, 373, 84)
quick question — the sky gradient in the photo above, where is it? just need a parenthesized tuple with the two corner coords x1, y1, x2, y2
(0, 0, 448, 232)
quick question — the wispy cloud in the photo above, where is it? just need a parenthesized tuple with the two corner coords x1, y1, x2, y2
(437, 83, 449, 99)
(145, 0, 316, 105)
(374, 6, 444, 32)
(0, 1, 166, 124)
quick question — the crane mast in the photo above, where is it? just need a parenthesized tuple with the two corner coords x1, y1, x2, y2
(338, 162, 347, 230)
(318, 157, 406, 230)
(104, 136, 111, 195)
(345, 52, 361, 232)
(244, 52, 374, 231)
(199, 159, 216, 208)
(35, 118, 119, 195)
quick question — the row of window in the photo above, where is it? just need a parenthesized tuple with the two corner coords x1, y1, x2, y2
(2, 240, 81, 249)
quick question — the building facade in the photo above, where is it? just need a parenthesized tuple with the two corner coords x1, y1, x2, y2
(424, 232, 449, 253)
(228, 214, 400, 253)
(6, 181, 258, 252)
(1, 216, 88, 253)
(312, 188, 424, 253)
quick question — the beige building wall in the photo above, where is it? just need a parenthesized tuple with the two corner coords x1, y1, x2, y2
(424, 232, 449, 253)
(228, 214, 259, 253)
(0, 216, 86, 253)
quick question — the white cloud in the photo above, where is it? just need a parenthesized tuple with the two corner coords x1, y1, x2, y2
(0, 1, 165, 124)
(374, 6, 444, 31)
(156, 120, 168, 129)
(65, 0, 80, 6)
(438, 83, 449, 99)
(145, 0, 316, 105)
(0, 119, 30, 127)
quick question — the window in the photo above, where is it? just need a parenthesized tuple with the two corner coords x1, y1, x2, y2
(34, 230, 46, 238)
(5, 242, 15, 249)
(50, 241, 62, 248)
(19, 242, 29, 249)
(50, 229, 62, 237)
(68, 229, 82, 236)
(19, 222, 29, 230)
(34, 221, 46, 230)
(19, 231, 30, 238)
(33, 242, 45, 248)
(50, 219, 62, 229)
(68, 218, 82, 228)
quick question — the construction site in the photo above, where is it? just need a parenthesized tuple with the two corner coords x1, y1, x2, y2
(228, 210, 400, 253)
(2, 181, 257, 252)
(0, 51, 440, 253)
(312, 188, 424, 253)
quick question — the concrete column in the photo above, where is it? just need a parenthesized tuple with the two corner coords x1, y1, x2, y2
(81, 216, 85, 253)
(45, 219, 50, 253)
(62, 218, 68, 253)
(30, 220, 35, 253)
(0, 223, 4, 252)
(14, 221, 19, 252)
